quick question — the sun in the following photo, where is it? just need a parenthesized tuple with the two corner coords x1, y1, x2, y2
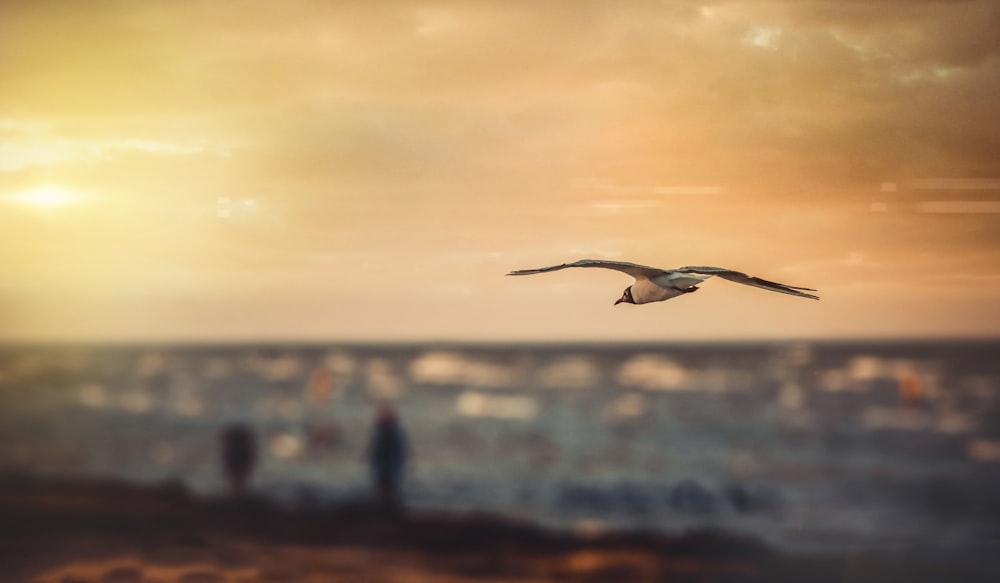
(9, 185, 82, 208)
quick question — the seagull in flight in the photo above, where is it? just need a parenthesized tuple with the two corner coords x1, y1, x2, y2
(507, 259, 819, 305)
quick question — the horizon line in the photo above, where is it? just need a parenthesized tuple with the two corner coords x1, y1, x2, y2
(1, 334, 998, 348)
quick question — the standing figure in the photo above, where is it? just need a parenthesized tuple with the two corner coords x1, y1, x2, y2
(220, 423, 257, 499)
(368, 405, 408, 511)
(898, 370, 925, 410)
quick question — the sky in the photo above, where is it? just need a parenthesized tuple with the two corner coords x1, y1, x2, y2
(1, 0, 999, 342)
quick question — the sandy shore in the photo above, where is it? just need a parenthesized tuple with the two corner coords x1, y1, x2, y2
(1, 473, 995, 583)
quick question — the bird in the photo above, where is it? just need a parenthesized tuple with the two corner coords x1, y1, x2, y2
(506, 259, 819, 305)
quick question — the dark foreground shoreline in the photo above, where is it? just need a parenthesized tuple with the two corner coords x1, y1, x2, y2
(1, 473, 996, 583)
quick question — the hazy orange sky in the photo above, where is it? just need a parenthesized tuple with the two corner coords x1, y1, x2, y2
(2, 1, 999, 342)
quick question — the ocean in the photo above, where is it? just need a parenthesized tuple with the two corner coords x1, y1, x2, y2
(2, 340, 999, 553)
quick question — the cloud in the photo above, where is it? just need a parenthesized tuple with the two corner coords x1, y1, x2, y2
(5, 1, 998, 190)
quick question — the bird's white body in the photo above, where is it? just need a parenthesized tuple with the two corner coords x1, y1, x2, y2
(635, 272, 707, 303)
(506, 259, 819, 305)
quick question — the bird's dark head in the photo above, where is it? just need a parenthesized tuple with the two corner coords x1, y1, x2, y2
(614, 286, 635, 306)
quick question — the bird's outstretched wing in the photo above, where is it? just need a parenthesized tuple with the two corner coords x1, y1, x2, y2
(676, 266, 820, 300)
(507, 259, 666, 280)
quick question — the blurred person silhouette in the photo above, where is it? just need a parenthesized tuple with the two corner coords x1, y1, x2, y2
(220, 423, 257, 499)
(304, 365, 342, 449)
(367, 404, 408, 512)
(898, 370, 925, 410)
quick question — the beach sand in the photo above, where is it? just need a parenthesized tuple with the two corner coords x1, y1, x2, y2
(1, 473, 994, 583)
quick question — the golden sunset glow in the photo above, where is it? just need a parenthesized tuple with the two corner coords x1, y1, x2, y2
(1, 1, 999, 341)
(9, 185, 82, 208)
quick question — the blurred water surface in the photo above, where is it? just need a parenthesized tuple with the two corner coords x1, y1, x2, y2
(2, 340, 999, 552)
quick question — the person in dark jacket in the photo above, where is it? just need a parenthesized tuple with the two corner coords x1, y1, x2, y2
(220, 423, 257, 498)
(368, 405, 408, 511)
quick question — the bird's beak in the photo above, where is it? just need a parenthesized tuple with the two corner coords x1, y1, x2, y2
(614, 298, 624, 306)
